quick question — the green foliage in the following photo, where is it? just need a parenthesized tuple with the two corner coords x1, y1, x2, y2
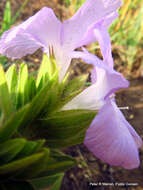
(0, 138, 26, 163)
(16, 63, 29, 108)
(64, 0, 86, 10)
(0, 138, 75, 189)
(64, 0, 71, 6)
(109, 0, 143, 70)
(11, 0, 28, 26)
(6, 64, 18, 105)
(0, 54, 96, 189)
(31, 173, 64, 190)
(41, 109, 96, 148)
(1, 1, 11, 34)
(0, 0, 28, 65)
(0, 0, 28, 35)
(36, 53, 57, 88)
(0, 65, 14, 122)
(62, 74, 88, 97)
(38, 150, 76, 177)
(0, 104, 29, 142)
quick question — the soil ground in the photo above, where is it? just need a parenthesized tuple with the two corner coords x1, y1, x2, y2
(0, 1, 143, 189)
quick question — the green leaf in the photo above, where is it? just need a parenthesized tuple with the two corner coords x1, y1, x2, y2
(0, 64, 14, 121)
(6, 64, 18, 106)
(6, 64, 17, 93)
(0, 138, 26, 163)
(1, 1, 11, 34)
(42, 74, 59, 114)
(0, 56, 7, 66)
(11, 0, 28, 25)
(16, 63, 28, 109)
(36, 54, 50, 88)
(0, 0, 28, 36)
(44, 130, 88, 149)
(32, 173, 64, 189)
(0, 151, 45, 174)
(50, 173, 64, 190)
(17, 148, 50, 179)
(0, 104, 29, 143)
(16, 139, 45, 159)
(40, 109, 96, 148)
(52, 74, 88, 112)
(19, 72, 58, 133)
(27, 76, 36, 101)
(36, 53, 57, 88)
(53, 89, 83, 112)
(62, 74, 88, 97)
(64, 0, 70, 6)
(38, 150, 76, 177)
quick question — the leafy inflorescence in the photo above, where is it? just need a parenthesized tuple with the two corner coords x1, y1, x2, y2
(0, 54, 96, 189)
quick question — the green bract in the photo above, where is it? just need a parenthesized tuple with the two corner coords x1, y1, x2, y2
(0, 54, 96, 189)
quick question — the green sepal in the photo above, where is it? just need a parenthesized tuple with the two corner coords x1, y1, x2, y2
(0, 104, 29, 143)
(0, 64, 14, 122)
(52, 74, 88, 112)
(0, 138, 26, 164)
(0, 151, 45, 174)
(40, 109, 96, 148)
(6, 64, 18, 107)
(50, 173, 64, 190)
(38, 150, 76, 177)
(42, 72, 60, 114)
(44, 129, 88, 149)
(27, 76, 36, 101)
(36, 53, 50, 88)
(62, 74, 88, 98)
(36, 53, 57, 88)
(18, 72, 58, 133)
(31, 173, 64, 190)
(17, 148, 50, 179)
(16, 139, 45, 159)
(16, 63, 28, 109)
(53, 89, 83, 112)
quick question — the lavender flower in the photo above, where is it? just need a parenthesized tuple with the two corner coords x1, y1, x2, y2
(63, 62, 142, 169)
(85, 99, 142, 169)
(63, 14, 142, 169)
(0, 0, 142, 169)
(0, 0, 121, 80)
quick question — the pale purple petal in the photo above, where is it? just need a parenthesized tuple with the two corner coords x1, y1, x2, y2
(70, 50, 129, 88)
(0, 7, 61, 59)
(70, 50, 111, 71)
(78, 11, 118, 49)
(119, 113, 142, 148)
(60, 1, 121, 80)
(56, 51, 72, 81)
(63, 52, 129, 110)
(62, 84, 105, 111)
(78, 17, 115, 68)
(76, 11, 119, 69)
(93, 67, 129, 100)
(60, 12, 117, 80)
(93, 26, 113, 68)
(0, 1, 121, 80)
(0, 29, 41, 58)
(84, 100, 142, 169)
(62, 0, 122, 51)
